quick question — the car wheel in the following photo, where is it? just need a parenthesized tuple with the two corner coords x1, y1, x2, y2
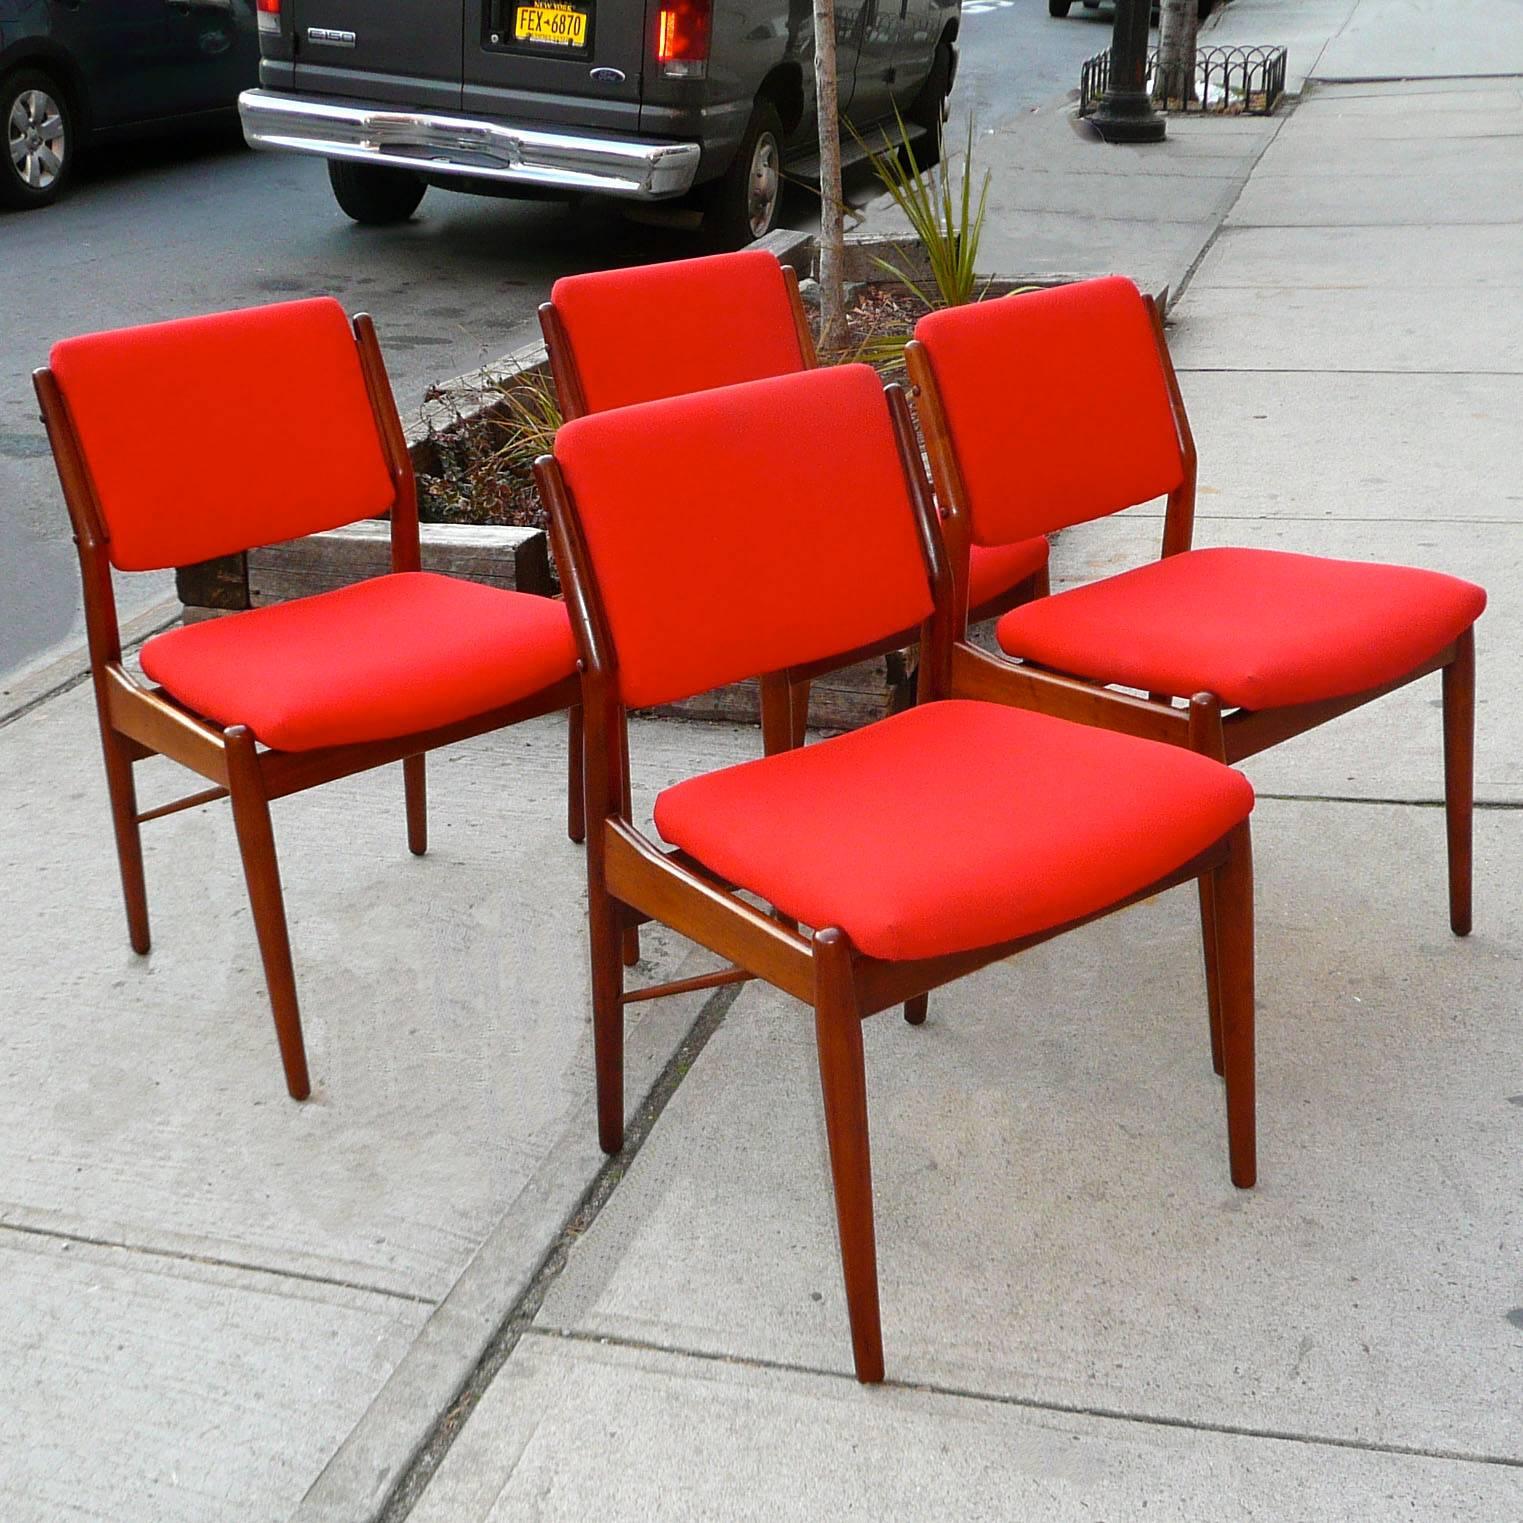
(1048, 0, 1072, 16)
(703, 99, 784, 248)
(907, 39, 955, 135)
(327, 160, 426, 225)
(1, 68, 73, 211)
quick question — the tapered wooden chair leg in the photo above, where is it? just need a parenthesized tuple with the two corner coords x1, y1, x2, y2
(588, 874, 626, 1155)
(1443, 628, 1475, 937)
(1212, 824, 1256, 1189)
(813, 928, 885, 1383)
(903, 994, 928, 1026)
(616, 739, 640, 968)
(225, 728, 311, 1101)
(403, 754, 427, 856)
(759, 671, 795, 757)
(567, 703, 587, 845)
(99, 725, 151, 955)
(1187, 692, 1229, 1077)
(1197, 875, 1225, 1076)
(789, 678, 811, 748)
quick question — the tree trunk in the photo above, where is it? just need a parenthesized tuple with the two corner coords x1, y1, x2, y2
(813, 0, 848, 352)
(1155, 0, 1200, 106)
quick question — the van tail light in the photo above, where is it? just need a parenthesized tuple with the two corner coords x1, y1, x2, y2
(655, 0, 711, 79)
(256, 0, 280, 33)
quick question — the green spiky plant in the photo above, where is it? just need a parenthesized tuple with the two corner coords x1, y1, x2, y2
(488, 369, 563, 472)
(863, 110, 991, 310)
(844, 110, 992, 371)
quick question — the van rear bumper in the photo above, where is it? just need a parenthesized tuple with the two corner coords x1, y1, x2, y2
(238, 89, 701, 199)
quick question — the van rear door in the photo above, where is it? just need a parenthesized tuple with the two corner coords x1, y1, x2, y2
(289, 0, 464, 112)
(462, 0, 650, 134)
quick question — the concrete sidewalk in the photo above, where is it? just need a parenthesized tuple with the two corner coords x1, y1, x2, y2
(405, 2, 1523, 1519)
(1, 0, 1519, 1518)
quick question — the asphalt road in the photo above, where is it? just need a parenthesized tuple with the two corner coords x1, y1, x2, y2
(0, 1, 1114, 682)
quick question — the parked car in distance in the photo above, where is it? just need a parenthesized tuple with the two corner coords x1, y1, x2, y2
(239, 0, 961, 244)
(1, 0, 260, 210)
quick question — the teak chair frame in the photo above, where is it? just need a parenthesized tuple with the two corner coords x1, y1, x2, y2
(35, 313, 581, 1100)
(538, 263, 1050, 757)
(534, 381, 1256, 1384)
(906, 298, 1475, 1066)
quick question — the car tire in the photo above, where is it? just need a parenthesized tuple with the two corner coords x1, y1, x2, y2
(1, 67, 74, 211)
(1048, 0, 1072, 16)
(702, 98, 784, 248)
(327, 160, 426, 225)
(907, 39, 954, 135)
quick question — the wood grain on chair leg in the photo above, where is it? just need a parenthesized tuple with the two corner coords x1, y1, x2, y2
(1443, 627, 1475, 937)
(617, 739, 640, 968)
(789, 678, 811, 748)
(759, 670, 795, 757)
(403, 754, 427, 856)
(813, 928, 885, 1383)
(100, 726, 151, 955)
(1212, 822, 1256, 1189)
(567, 703, 587, 845)
(225, 727, 311, 1102)
(588, 873, 626, 1155)
(903, 993, 928, 1026)
(1188, 694, 1228, 1077)
(1197, 877, 1225, 1077)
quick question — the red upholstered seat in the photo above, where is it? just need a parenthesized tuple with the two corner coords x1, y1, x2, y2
(141, 572, 577, 751)
(969, 537, 1048, 613)
(551, 250, 807, 414)
(996, 548, 1487, 712)
(654, 699, 1254, 962)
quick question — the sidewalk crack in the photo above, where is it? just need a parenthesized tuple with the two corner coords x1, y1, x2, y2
(374, 977, 747, 1522)
(527, 1326, 1523, 1473)
(0, 1219, 435, 1305)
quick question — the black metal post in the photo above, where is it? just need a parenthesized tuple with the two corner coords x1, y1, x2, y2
(1090, 0, 1165, 143)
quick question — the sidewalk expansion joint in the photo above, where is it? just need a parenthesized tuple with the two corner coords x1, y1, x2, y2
(1177, 367, 1523, 379)
(0, 1218, 434, 1305)
(1170, 104, 1293, 308)
(376, 976, 747, 1522)
(1256, 793, 1522, 812)
(527, 1326, 1523, 1474)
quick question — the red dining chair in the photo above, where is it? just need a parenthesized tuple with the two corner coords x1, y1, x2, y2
(907, 277, 1485, 1071)
(539, 249, 1051, 752)
(534, 361, 1258, 1382)
(36, 298, 581, 1099)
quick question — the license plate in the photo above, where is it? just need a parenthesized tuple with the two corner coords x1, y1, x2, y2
(513, 2, 588, 48)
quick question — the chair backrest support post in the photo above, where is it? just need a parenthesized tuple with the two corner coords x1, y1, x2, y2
(34, 366, 123, 675)
(904, 338, 974, 638)
(885, 382, 954, 701)
(781, 266, 821, 370)
(352, 314, 419, 574)
(536, 453, 627, 827)
(539, 302, 591, 422)
(1145, 295, 1199, 559)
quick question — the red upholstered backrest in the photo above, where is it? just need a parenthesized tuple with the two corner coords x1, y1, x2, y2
(49, 298, 396, 571)
(554, 364, 934, 708)
(550, 251, 808, 415)
(914, 277, 1185, 544)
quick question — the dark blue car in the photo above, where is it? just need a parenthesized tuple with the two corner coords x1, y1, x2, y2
(1, 0, 260, 209)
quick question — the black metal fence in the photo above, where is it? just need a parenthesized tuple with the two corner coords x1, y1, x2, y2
(1080, 44, 1287, 117)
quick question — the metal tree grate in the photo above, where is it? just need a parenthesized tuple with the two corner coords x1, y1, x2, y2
(1080, 44, 1287, 117)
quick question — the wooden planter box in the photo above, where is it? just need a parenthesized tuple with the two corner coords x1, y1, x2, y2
(176, 232, 1149, 733)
